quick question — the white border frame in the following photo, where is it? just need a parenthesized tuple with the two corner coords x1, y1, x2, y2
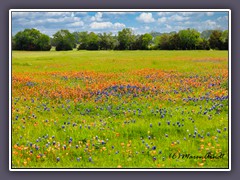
(9, 9, 231, 171)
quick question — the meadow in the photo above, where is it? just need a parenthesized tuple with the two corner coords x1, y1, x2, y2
(11, 50, 229, 168)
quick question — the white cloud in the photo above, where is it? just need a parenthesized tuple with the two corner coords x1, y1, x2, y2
(129, 27, 138, 31)
(67, 21, 84, 27)
(12, 12, 32, 17)
(104, 12, 135, 15)
(91, 12, 103, 21)
(134, 27, 154, 35)
(183, 21, 191, 25)
(18, 16, 82, 26)
(47, 16, 81, 23)
(45, 12, 72, 17)
(158, 17, 167, 23)
(90, 21, 125, 29)
(166, 24, 172, 29)
(198, 20, 220, 31)
(206, 12, 214, 16)
(217, 16, 228, 22)
(178, 12, 194, 16)
(157, 12, 174, 16)
(144, 26, 150, 31)
(46, 18, 64, 23)
(74, 12, 88, 15)
(205, 20, 217, 26)
(113, 22, 126, 29)
(174, 26, 184, 31)
(12, 12, 75, 18)
(169, 14, 189, 21)
(90, 22, 111, 29)
(136, 13, 155, 23)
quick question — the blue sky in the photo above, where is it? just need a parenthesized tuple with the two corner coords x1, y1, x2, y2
(12, 11, 229, 36)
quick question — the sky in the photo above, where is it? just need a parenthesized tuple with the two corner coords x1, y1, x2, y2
(12, 11, 229, 36)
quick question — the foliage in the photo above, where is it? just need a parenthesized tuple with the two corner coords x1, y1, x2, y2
(136, 33, 153, 50)
(99, 32, 116, 50)
(220, 30, 228, 50)
(156, 34, 171, 50)
(13, 28, 51, 51)
(72, 32, 80, 44)
(52, 30, 75, 51)
(209, 30, 223, 50)
(14, 28, 229, 51)
(117, 28, 135, 50)
(77, 32, 99, 50)
(86, 32, 99, 50)
(178, 29, 201, 50)
(142, 33, 153, 49)
(77, 31, 89, 50)
(168, 34, 181, 50)
(196, 38, 210, 50)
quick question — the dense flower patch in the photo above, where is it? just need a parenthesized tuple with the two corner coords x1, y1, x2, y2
(12, 67, 228, 168)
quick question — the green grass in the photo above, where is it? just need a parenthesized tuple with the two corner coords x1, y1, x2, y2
(12, 50, 229, 169)
(12, 50, 228, 73)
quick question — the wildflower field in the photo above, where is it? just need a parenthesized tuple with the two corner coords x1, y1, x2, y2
(11, 50, 229, 169)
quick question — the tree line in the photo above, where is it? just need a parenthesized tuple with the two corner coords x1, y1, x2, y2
(12, 28, 228, 51)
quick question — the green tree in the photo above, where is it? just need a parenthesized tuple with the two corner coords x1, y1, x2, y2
(99, 32, 116, 50)
(132, 35, 141, 50)
(13, 28, 51, 51)
(38, 34, 52, 50)
(52, 29, 75, 51)
(117, 28, 135, 50)
(178, 29, 200, 50)
(169, 33, 181, 50)
(196, 38, 210, 50)
(72, 32, 80, 48)
(78, 31, 89, 50)
(12, 36, 16, 50)
(86, 32, 99, 50)
(141, 33, 153, 50)
(209, 30, 223, 50)
(220, 30, 228, 50)
(156, 34, 171, 50)
(72, 32, 80, 44)
(112, 35, 120, 50)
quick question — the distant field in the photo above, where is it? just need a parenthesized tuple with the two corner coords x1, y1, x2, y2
(12, 50, 228, 73)
(11, 50, 229, 168)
